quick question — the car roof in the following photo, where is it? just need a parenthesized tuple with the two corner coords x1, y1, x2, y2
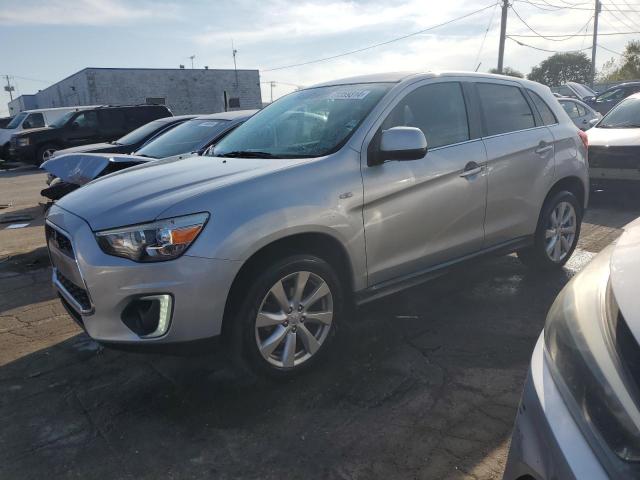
(192, 109, 258, 121)
(22, 106, 101, 114)
(310, 71, 545, 91)
(152, 114, 197, 123)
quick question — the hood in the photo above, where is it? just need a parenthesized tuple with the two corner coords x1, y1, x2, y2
(610, 217, 640, 346)
(56, 155, 306, 230)
(13, 126, 53, 137)
(41, 153, 149, 185)
(54, 142, 119, 156)
(587, 126, 640, 147)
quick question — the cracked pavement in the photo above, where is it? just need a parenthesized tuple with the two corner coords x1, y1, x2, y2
(1, 167, 639, 479)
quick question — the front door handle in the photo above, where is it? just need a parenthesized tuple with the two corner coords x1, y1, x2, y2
(460, 161, 483, 178)
(535, 142, 553, 155)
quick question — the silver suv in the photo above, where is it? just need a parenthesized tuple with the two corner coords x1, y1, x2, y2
(46, 72, 589, 376)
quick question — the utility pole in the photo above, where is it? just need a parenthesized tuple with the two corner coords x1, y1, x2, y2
(591, 0, 601, 87)
(269, 81, 276, 103)
(497, 0, 509, 74)
(231, 40, 238, 87)
(4, 75, 15, 101)
(189, 55, 195, 69)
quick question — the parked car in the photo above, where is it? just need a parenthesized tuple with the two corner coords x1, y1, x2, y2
(0, 106, 95, 160)
(132, 110, 257, 161)
(558, 97, 601, 130)
(39, 110, 256, 201)
(45, 72, 588, 377)
(9, 104, 172, 165)
(504, 216, 640, 480)
(586, 81, 640, 114)
(551, 81, 597, 101)
(50, 115, 197, 158)
(587, 92, 640, 188)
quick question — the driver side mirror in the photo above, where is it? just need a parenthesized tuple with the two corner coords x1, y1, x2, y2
(371, 127, 427, 165)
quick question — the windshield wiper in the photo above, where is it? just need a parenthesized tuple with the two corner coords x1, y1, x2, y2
(216, 150, 277, 159)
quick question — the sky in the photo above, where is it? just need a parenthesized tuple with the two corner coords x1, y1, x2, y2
(0, 0, 638, 116)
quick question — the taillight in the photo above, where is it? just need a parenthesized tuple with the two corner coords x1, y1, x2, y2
(578, 129, 588, 148)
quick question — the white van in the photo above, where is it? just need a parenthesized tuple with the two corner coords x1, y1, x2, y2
(0, 106, 98, 159)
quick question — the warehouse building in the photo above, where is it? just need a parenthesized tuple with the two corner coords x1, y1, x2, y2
(7, 67, 262, 116)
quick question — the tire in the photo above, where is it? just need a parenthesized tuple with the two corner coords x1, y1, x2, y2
(36, 143, 58, 166)
(229, 254, 344, 378)
(518, 190, 582, 270)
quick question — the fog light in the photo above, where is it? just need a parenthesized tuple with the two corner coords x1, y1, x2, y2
(121, 294, 172, 338)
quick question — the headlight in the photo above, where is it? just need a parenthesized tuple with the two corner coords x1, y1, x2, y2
(544, 246, 640, 470)
(95, 213, 209, 262)
(17, 137, 30, 147)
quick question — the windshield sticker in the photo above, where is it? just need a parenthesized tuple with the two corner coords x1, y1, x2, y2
(198, 121, 221, 127)
(328, 90, 370, 100)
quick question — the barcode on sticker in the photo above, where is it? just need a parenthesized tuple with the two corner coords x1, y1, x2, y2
(328, 90, 370, 100)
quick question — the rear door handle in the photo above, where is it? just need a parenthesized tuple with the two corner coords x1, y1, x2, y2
(460, 161, 483, 178)
(535, 142, 553, 155)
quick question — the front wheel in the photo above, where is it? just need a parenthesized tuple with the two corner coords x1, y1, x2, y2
(518, 191, 582, 270)
(232, 254, 343, 378)
(36, 143, 58, 166)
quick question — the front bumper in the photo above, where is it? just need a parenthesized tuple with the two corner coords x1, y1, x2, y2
(503, 334, 608, 480)
(46, 204, 241, 346)
(8, 143, 35, 162)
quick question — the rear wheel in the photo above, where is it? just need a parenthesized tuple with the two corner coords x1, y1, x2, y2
(518, 191, 582, 270)
(231, 254, 343, 378)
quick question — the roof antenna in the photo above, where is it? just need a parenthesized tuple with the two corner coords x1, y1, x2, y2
(475, 62, 482, 72)
(232, 39, 238, 87)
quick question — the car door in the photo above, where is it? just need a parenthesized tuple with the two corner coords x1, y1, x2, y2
(65, 111, 100, 146)
(361, 80, 488, 285)
(477, 81, 556, 247)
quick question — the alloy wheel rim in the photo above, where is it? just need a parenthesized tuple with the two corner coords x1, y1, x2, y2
(255, 271, 333, 368)
(43, 149, 56, 162)
(545, 201, 577, 262)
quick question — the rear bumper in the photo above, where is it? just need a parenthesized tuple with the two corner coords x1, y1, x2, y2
(46, 204, 241, 347)
(503, 334, 607, 480)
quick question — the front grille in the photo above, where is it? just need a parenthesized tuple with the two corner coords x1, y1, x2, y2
(614, 311, 640, 400)
(589, 146, 640, 170)
(46, 224, 74, 258)
(56, 270, 91, 312)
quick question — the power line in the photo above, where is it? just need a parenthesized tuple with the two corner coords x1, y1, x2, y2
(507, 36, 593, 52)
(0, 74, 53, 84)
(262, 3, 498, 72)
(510, 5, 594, 40)
(508, 29, 640, 36)
(603, 1, 640, 29)
(515, 0, 640, 10)
(474, 1, 500, 68)
(599, 43, 624, 54)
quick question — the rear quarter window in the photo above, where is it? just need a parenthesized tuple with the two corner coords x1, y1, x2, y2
(527, 90, 557, 125)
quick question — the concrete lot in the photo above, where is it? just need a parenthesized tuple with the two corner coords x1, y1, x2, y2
(1, 165, 638, 480)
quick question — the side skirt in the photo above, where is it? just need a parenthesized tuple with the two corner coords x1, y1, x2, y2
(355, 236, 533, 306)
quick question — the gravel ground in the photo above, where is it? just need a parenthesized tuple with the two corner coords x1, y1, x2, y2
(1, 167, 638, 480)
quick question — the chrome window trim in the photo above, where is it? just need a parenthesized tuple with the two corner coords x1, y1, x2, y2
(46, 220, 94, 315)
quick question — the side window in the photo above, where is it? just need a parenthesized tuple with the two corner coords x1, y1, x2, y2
(73, 111, 98, 129)
(561, 101, 579, 118)
(381, 82, 470, 149)
(477, 83, 535, 136)
(24, 113, 45, 129)
(576, 103, 587, 116)
(598, 88, 623, 102)
(98, 109, 126, 132)
(528, 90, 557, 125)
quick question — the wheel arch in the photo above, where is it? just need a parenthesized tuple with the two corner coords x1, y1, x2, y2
(221, 231, 355, 337)
(546, 176, 586, 211)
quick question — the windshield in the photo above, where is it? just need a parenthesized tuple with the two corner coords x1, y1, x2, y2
(116, 119, 171, 146)
(6, 112, 27, 129)
(568, 82, 596, 98)
(598, 97, 640, 128)
(214, 83, 391, 159)
(135, 118, 230, 159)
(49, 111, 76, 128)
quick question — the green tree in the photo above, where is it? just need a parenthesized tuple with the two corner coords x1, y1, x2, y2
(527, 52, 592, 86)
(597, 41, 640, 82)
(488, 66, 524, 78)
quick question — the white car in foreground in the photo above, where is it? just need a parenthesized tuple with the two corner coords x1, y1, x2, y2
(587, 92, 640, 187)
(505, 217, 640, 479)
